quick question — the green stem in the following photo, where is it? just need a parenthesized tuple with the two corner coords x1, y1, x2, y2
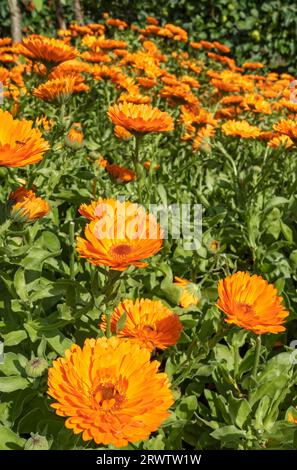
(69, 221, 75, 280)
(103, 270, 123, 338)
(251, 335, 261, 382)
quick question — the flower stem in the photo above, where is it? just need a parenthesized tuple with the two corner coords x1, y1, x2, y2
(251, 335, 261, 382)
(103, 270, 123, 338)
(69, 221, 75, 280)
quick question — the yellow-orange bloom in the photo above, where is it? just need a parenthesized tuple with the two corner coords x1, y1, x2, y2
(268, 134, 293, 149)
(0, 110, 49, 167)
(221, 120, 260, 138)
(288, 413, 297, 424)
(100, 298, 183, 351)
(217, 272, 289, 334)
(33, 74, 89, 102)
(106, 163, 136, 183)
(66, 123, 84, 147)
(174, 277, 200, 308)
(108, 102, 174, 135)
(114, 125, 133, 140)
(77, 199, 163, 270)
(9, 186, 50, 222)
(18, 35, 78, 63)
(48, 337, 173, 447)
(273, 119, 297, 141)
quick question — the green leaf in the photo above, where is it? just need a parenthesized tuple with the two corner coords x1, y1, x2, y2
(1, 330, 27, 347)
(116, 311, 127, 333)
(0, 352, 26, 376)
(211, 425, 247, 443)
(14, 268, 28, 302)
(45, 330, 73, 355)
(21, 248, 61, 271)
(175, 395, 197, 420)
(0, 376, 29, 393)
(0, 425, 25, 450)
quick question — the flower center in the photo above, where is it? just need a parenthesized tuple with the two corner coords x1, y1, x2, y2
(92, 377, 127, 410)
(110, 243, 132, 258)
(234, 302, 256, 321)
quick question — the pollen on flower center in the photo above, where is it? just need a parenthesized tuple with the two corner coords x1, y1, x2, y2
(110, 243, 133, 258)
(93, 379, 127, 410)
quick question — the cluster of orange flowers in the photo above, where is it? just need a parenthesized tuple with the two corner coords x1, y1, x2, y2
(0, 12, 294, 447)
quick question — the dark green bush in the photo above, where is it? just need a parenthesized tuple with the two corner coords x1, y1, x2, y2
(1, 0, 296, 72)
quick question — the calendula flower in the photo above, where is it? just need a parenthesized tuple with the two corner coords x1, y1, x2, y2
(288, 413, 297, 424)
(217, 272, 289, 334)
(48, 337, 173, 448)
(242, 62, 264, 69)
(108, 102, 174, 135)
(9, 186, 50, 222)
(77, 199, 163, 270)
(174, 277, 200, 308)
(18, 35, 78, 64)
(221, 120, 260, 138)
(100, 298, 183, 351)
(268, 134, 293, 149)
(114, 125, 133, 140)
(118, 92, 151, 104)
(0, 110, 49, 167)
(66, 123, 84, 147)
(273, 119, 297, 141)
(146, 16, 159, 26)
(106, 163, 136, 183)
(33, 75, 89, 102)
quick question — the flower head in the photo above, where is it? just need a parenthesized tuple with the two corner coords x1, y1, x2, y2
(33, 75, 89, 102)
(77, 199, 163, 270)
(19, 35, 78, 64)
(174, 277, 200, 308)
(217, 272, 289, 334)
(48, 337, 173, 447)
(221, 120, 260, 138)
(108, 102, 174, 135)
(100, 298, 183, 351)
(9, 186, 50, 222)
(0, 110, 49, 167)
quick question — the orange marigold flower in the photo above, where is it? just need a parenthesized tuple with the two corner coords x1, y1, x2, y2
(174, 277, 200, 308)
(66, 124, 84, 147)
(96, 155, 109, 168)
(242, 62, 264, 69)
(192, 125, 216, 151)
(18, 35, 78, 64)
(273, 119, 297, 141)
(106, 18, 128, 30)
(114, 125, 133, 140)
(137, 76, 156, 88)
(144, 160, 160, 170)
(106, 163, 136, 183)
(118, 92, 151, 104)
(80, 51, 111, 63)
(213, 41, 231, 54)
(0, 109, 49, 168)
(48, 337, 173, 448)
(217, 272, 289, 334)
(242, 94, 271, 114)
(146, 16, 159, 26)
(108, 102, 174, 135)
(9, 186, 50, 222)
(268, 134, 293, 149)
(100, 298, 183, 351)
(221, 120, 260, 138)
(288, 412, 297, 424)
(32, 75, 89, 102)
(77, 199, 163, 270)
